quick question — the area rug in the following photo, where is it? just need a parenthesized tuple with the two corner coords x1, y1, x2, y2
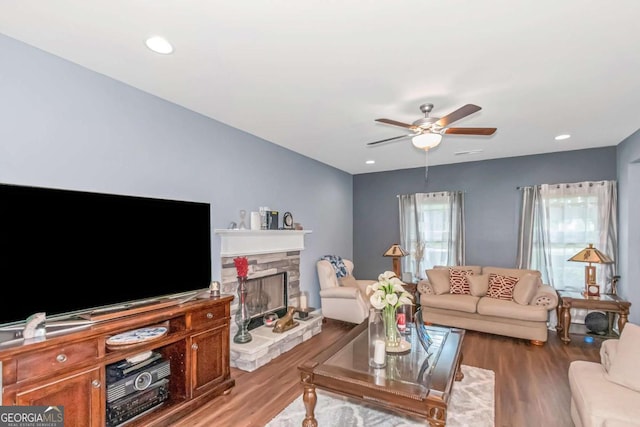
(266, 365, 494, 427)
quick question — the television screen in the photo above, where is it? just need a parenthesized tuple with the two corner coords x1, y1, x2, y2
(0, 183, 212, 326)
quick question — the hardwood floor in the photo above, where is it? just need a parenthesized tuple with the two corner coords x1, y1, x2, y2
(173, 319, 601, 427)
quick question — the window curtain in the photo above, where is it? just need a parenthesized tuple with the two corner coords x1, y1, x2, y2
(398, 191, 465, 280)
(516, 180, 618, 326)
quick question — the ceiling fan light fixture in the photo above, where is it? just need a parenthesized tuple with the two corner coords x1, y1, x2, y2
(412, 133, 442, 150)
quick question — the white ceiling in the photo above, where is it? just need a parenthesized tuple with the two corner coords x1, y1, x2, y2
(1, 1, 639, 174)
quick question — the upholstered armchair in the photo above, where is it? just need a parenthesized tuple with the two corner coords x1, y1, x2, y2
(316, 259, 376, 324)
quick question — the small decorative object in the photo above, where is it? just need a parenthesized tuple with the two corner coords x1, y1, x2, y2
(259, 207, 269, 230)
(209, 280, 221, 298)
(273, 307, 299, 333)
(233, 257, 252, 344)
(368, 308, 386, 368)
(250, 211, 261, 230)
(267, 210, 279, 229)
(414, 307, 433, 352)
(294, 222, 303, 230)
(263, 312, 278, 327)
(106, 326, 168, 349)
(609, 275, 621, 295)
(283, 212, 294, 229)
(228, 221, 237, 230)
(585, 311, 609, 335)
(366, 271, 414, 350)
(238, 210, 247, 230)
(587, 283, 600, 297)
(396, 312, 406, 333)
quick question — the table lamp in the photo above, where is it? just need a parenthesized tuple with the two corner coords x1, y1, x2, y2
(568, 243, 613, 297)
(383, 243, 408, 278)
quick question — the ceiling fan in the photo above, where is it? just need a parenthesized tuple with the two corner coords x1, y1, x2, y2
(368, 103, 496, 150)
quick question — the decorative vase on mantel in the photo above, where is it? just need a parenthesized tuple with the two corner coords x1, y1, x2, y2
(234, 276, 252, 343)
(382, 306, 401, 349)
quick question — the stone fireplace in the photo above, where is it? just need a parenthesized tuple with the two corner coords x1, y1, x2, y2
(215, 229, 322, 372)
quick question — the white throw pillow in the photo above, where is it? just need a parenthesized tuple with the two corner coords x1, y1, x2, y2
(605, 323, 640, 392)
(512, 274, 541, 305)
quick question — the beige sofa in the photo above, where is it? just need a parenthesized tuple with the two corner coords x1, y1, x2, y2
(418, 265, 558, 344)
(569, 323, 640, 427)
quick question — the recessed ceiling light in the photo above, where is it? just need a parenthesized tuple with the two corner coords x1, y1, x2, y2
(145, 36, 173, 54)
(365, 160, 375, 164)
(555, 134, 571, 141)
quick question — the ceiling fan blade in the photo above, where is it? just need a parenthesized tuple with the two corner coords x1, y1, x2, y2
(435, 104, 482, 127)
(375, 118, 418, 130)
(444, 127, 497, 135)
(366, 134, 413, 146)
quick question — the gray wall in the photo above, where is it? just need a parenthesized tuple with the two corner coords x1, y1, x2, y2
(617, 129, 640, 324)
(353, 147, 617, 280)
(0, 34, 353, 310)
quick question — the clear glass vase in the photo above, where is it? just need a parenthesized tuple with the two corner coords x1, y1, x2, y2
(382, 306, 401, 349)
(233, 276, 252, 343)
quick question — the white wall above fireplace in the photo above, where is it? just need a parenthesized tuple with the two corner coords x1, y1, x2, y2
(214, 229, 312, 257)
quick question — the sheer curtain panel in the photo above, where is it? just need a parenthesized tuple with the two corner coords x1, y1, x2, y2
(398, 191, 465, 281)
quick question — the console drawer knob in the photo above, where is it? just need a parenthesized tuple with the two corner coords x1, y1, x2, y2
(206, 312, 213, 319)
(92, 379, 101, 388)
(192, 343, 199, 351)
(56, 354, 68, 363)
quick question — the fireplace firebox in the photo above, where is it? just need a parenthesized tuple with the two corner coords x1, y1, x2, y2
(245, 272, 287, 330)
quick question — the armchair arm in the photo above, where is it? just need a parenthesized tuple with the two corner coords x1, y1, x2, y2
(600, 339, 618, 373)
(417, 279, 434, 296)
(531, 285, 558, 310)
(356, 279, 377, 298)
(320, 286, 363, 300)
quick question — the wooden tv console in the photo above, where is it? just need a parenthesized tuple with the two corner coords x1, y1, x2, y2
(0, 295, 235, 427)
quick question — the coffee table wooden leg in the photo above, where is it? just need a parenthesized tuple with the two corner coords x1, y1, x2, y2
(426, 406, 447, 427)
(454, 353, 464, 381)
(302, 383, 318, 427)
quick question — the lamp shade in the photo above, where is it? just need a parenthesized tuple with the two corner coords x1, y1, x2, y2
(383, 244, 408, 257)
(412, 133, 442, 150)
(567, 244, 613, 264)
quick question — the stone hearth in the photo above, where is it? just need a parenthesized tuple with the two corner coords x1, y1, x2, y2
(230, 310, 322, 372)
(214, 229, 321, 371)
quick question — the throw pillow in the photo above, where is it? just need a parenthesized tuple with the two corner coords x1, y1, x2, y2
(512, 274, 542, 305)
(487, 273, 519, 300)
(426, 268, 451, 295)
(449, 268, 474, 295)
(338, 274, 359, 288)
(468, 274, 490, 297)
(605, 323, 640, 392)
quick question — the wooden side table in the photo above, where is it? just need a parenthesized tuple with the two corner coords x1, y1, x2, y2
(556, 290, 631, 344)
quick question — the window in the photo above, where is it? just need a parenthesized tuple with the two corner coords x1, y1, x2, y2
(398, 192, 465, 280)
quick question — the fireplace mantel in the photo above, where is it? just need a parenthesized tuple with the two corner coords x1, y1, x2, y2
(214, 229, 312, 257)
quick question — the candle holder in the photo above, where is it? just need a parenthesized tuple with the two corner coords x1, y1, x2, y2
(233, 276, 252, 343)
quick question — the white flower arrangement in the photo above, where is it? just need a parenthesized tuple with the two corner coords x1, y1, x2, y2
(366, 271, 414, 311)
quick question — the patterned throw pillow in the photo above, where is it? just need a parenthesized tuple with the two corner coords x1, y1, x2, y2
(449, 268, 474, 295)
(487, 273, 519, 300)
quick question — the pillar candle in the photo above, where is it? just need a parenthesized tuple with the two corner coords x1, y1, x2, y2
(299, 294, 308, 309)
(373, 339, 386, 364)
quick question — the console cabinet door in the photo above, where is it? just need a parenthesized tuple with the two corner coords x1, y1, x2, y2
(190, 323, 229, 398)
(15, 366, 102, 427)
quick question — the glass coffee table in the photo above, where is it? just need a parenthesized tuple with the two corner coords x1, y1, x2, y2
(298, 321, 465, 427)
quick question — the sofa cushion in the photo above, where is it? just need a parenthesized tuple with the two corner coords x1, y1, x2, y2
(421, 293, 479, 314)
(487, 273, 519, 300)
(338, 274, 359, 288)
(605, 323, 640, 392)
(513, 274, 541, 305)
(449, 268, 474, 295)
(477, 297, 548, 321)
(426, 268, 451, 295)
(467, 274, 490, 297)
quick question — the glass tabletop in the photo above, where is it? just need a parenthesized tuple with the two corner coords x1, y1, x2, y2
(321, 324, 449, 398)
(557, 289, 622, 302)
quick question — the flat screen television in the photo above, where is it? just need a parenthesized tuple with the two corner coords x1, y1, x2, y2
(0, 183, 212, 326)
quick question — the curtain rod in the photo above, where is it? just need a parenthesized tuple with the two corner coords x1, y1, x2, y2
(396, 191, 465, 197)
(516, 181, 612, 190)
